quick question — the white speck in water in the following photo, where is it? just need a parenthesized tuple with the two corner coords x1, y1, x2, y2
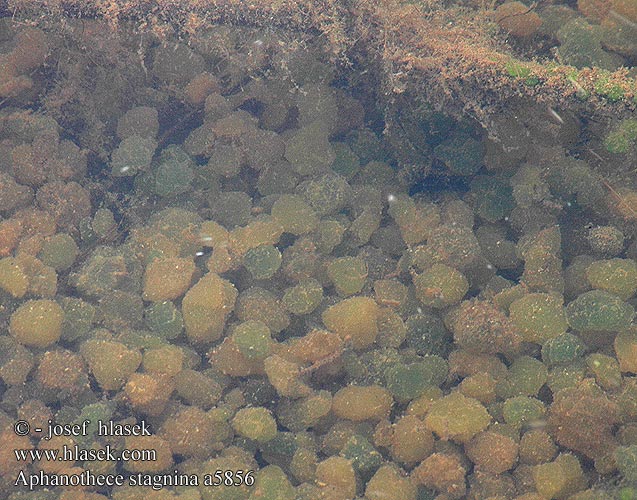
(195, 251, 204, 256)
(548, 106, 564, 125)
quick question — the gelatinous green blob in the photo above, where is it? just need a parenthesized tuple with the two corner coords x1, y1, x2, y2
(566, 289, 635, 332)
(542, 333, 586, 366)
(326, 256, 368, 296)
(244, 244, 282, 280)
(503, 396, 546, 428)
(413, 263, 468, 308)
(384, 357, 448, 403)
(282, 278, 323, 315)
(232, 407, 278, 443)
(586, 258, 637, 300)
(144, 301, 183, 340)
(231, 320, 272, 360)
(509, 293, 568, 344)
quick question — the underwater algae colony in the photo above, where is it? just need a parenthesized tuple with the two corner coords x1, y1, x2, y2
(0, 0, 636, 499)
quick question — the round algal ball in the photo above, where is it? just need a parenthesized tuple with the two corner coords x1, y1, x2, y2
(332, 385, 392, 421)
(384, 358, 448, 403)
(434, 134, 484, 176)
(615, 445, 637, 483)
(425, 392, 491, 442)
(282, 279, 323, 315)
(243, 245, 282, 280)
(566, 289, 635, 333)
(231, 320, 272, 360)
(38, 233, 79, 271)
(10, 299, 64, 347)
(414, 264, 468, 308)
(232, 407, 277, 442)
(152, 145, 194, 197)
(587, 225, 625, 256)
(586, 258, 637, 301)
(509, 293, 568, 344)
(271, 194, 319, 235)
(453, 299, 521, 354)
(144, 301, 183, 340)
(326, 256, 368, 297)
(503, 396, 546, 428)
(0, 257, 28, 298)
(541, 333, 586, 366)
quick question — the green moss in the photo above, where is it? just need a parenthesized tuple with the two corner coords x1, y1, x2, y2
(504, 60, 540, 86)
(594, 71, 625, 102)
(604, 119, 637, 154)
